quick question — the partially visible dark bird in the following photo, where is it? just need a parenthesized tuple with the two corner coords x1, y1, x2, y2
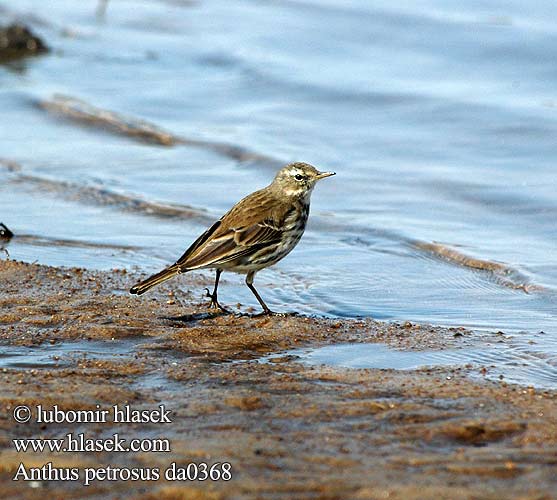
(130, 162, 335, 314)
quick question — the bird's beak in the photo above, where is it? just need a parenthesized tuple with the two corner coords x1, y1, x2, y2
(316, 171, 336, 180)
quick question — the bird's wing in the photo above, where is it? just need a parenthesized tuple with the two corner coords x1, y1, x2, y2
(175, 190, 293, 270)
(234, 218, 284, 246)
(172, 219, 222, 269)
(180, 217, 286, 270)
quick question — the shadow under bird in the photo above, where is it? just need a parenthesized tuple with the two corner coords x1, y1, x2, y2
(130, 162, 335, 314)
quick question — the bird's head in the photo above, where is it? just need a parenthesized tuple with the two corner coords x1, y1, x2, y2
(272, 162, 335, 198)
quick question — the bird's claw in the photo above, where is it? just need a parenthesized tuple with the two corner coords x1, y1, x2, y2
(204, 289, 230, 314)
(259, 309, 289, 317)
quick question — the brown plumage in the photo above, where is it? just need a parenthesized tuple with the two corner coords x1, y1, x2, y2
(130, 162, 335, 314)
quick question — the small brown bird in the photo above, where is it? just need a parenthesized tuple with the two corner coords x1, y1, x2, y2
(130, 162, 335, 314)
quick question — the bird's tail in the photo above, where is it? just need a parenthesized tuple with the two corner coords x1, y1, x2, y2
(129, 266, 181, 295)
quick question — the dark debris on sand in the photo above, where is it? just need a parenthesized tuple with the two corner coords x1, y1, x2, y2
(0, 223, 13, 239)
(0, 23, 49, 61)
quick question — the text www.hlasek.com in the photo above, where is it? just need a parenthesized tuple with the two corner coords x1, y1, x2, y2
(13, 433, 170, 453)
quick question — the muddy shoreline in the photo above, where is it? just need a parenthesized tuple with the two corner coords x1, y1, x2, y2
(0, 259, 556, 499)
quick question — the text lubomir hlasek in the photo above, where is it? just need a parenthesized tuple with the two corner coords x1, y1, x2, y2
(34, 404, 172, 424)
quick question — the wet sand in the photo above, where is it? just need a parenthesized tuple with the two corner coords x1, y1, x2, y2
(0, 259, 556, 499)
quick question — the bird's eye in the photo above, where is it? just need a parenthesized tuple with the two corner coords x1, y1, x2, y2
(294, 174, 303, 181)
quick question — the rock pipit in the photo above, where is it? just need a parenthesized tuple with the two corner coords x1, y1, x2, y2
(130, 162, 335, 314)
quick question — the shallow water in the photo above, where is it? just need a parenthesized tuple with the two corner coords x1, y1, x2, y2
(0, 338, 184, 391)
(0, 1, 555, 386)
(291, 334, 557, 389)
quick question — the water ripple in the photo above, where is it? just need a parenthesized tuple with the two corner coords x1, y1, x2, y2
(36, 94, 282, 166)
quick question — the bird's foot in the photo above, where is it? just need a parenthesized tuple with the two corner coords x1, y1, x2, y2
(204, 288, 230, 314)
(259, 308, 289, 317)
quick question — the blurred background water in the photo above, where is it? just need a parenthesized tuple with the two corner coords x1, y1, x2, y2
(0, 0, 555, 384)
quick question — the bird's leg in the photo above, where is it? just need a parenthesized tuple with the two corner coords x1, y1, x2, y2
(205, 269, 228, 313)
(245, 271, 279, 316)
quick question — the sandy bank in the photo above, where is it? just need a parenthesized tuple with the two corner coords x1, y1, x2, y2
(0, 259, 555, 499)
